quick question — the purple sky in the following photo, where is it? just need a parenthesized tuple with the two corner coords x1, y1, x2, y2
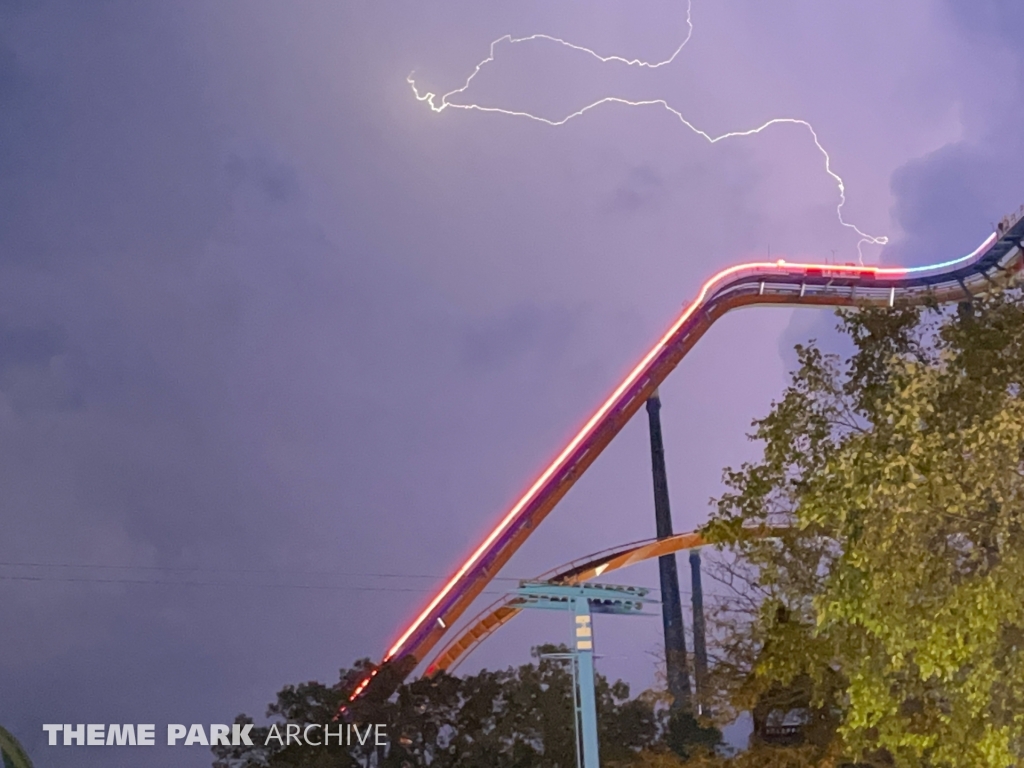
(2, 1, 1023, 765)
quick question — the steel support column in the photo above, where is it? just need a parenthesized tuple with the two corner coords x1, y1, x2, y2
(645, 390, 692, 710)
(689, 549, 709, 713)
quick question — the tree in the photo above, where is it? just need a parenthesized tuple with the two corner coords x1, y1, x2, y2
(0, 726, 34, 768)
(645, 648, 723, 760)
(703, 290, 1024, 767)
(213, 645, 659, 767)
(627, 744, 827, 768)
(663, 710, 721, 761)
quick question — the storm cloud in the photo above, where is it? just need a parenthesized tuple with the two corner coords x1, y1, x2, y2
(0, 2, 1018, 766)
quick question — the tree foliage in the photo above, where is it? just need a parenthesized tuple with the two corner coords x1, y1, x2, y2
(629, 743, 828, 768)
(0, 726, 34, 768)
(703, 290, 1024, 767)
(213, 645, 660, 768)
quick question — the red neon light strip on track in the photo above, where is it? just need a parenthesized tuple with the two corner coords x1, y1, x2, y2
(383, 260, 899, 660)
(351, 233, 1000, 702)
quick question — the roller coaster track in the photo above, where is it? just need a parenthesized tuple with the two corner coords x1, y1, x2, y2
(427, 530, 708, 675)
(349, 207, 1024, 703)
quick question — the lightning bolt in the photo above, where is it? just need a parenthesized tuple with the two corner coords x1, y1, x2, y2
(408, 0, 887, 263)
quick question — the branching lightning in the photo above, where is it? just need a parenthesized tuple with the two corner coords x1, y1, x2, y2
(408, 0, 887, 262)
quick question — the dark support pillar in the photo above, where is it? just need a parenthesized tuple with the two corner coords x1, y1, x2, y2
(690, 550, 709, 714)
(646, 390, 692, 710)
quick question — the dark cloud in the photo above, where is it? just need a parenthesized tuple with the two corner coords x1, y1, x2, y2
(2, 2, 1016, 766)
(606, 165, 668, 213)
(943, 0, 1024, 43)
(0, 321, 82, 412)
(0, 3, 228, 268)
(779, 0, 1024, 367)
(882, 0, 1024, 265)
(461, 303, 573, 370)
(225, 153, 300, 204)
(886, 142, 1011, 265)
(0, 40, 19, 106)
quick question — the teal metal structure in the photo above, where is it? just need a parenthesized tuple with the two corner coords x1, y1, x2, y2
(515, 581, 655, 768)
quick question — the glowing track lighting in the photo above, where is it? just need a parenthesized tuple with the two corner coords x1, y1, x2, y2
(347, 225, 1011, 708)
(375, 234, 997, 669)
(348, 0, 1024, 707)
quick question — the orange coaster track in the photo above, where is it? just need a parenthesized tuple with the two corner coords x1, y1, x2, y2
(350, 208, 1024, 703)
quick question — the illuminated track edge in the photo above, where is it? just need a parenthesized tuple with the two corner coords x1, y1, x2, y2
(348, 207, 1024, 704)
(427, 530, 710, 676)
